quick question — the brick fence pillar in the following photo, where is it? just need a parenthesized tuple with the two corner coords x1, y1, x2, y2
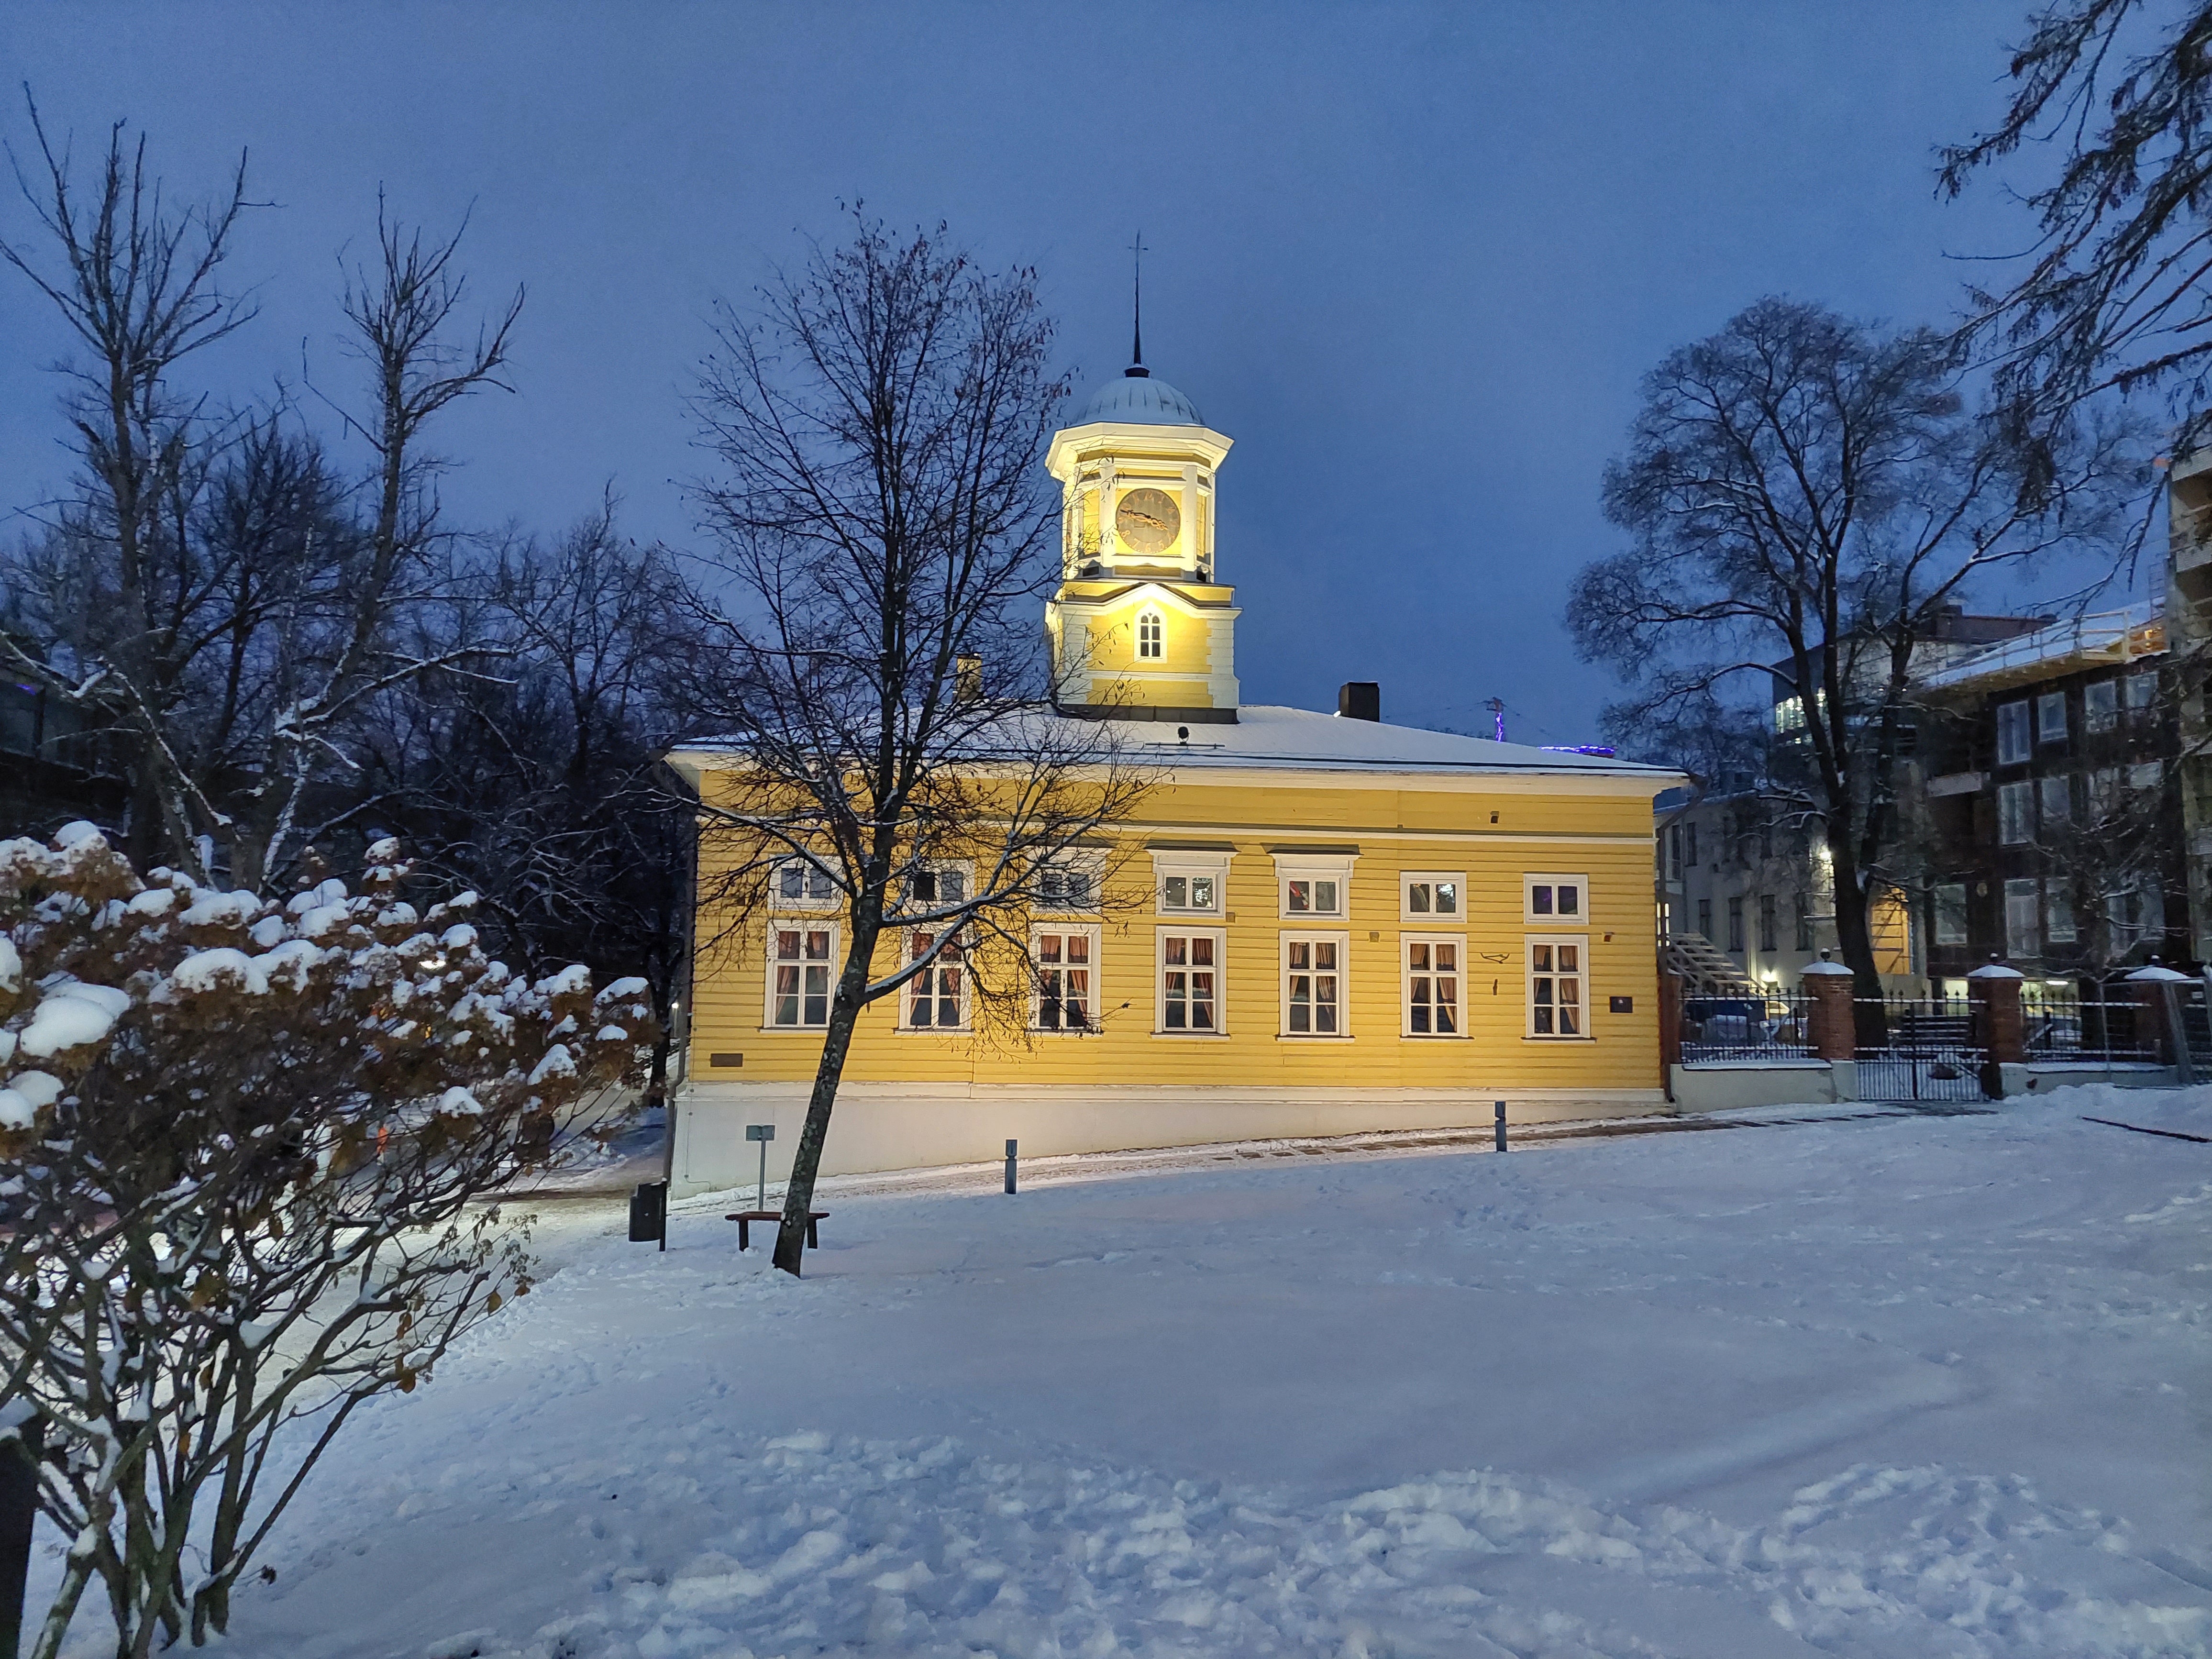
(1802, 960, 1856, 1062)
(1968, 962, 2024, 1098)
(2128, 963, 2197, 1081)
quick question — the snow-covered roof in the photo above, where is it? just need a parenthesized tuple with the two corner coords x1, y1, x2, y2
(673, 704, 1680, 787)
(1914, 602, 2165, 693)
(1076, 372, 1204, 428)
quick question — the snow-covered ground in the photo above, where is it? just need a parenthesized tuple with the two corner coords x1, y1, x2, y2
(36, 1085, 2212, 1657)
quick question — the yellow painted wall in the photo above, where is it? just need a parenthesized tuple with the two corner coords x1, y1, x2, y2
(687, 772, 1663, 1095)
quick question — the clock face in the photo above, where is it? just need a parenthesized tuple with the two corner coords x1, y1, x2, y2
(1115, 487, 1181, 555)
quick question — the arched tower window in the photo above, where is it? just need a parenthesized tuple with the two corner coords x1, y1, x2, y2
(1136, 607, 1164, 661)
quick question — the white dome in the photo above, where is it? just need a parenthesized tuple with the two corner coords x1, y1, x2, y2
(1077, 371, 1204, 427)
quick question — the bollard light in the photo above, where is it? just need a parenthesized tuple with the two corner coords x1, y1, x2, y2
(1494, 1100, 1508, 1153)
(746, 1123, 775, 1212)
(1005, 1138, 1018, 1195)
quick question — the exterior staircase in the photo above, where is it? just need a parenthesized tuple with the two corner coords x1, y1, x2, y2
(1661, 931, 1757, 997)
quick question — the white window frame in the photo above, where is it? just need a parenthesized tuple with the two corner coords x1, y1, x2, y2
(763, 921, 838, 1030)
(899, 860, 974, 916)
(1030, 923, 1100, 1033)
(2125, 670, 2158, 710)
(1934, 884, 1969, 946)
(1034, 852, 1105, 914)
(1525, 934, 1590, 1040)
(1278, 929, 1350, 1039)
(2037, 774, 2070, 825)
(2003, 878, 2040, 960)
(1154, 925, 1227, 1035)
(1401, 870, 1465, 922)
(1401, 933, 1467, 1038)
(771, 856, 839, 912)
(1135, 605, 1164, 661)
(2045, 883, 2078, 943)
(2084, 679, 2118, 732)
(1524, 873, 1588, 925)
(897, 927, 969, 1032)
(1273, 852, 1354, 920)
(1997, 780, 2034, 845)
(1996, 700, 2032, 766)
(1152, 849, 1231, 917)
(2036, 691, 2068, 742)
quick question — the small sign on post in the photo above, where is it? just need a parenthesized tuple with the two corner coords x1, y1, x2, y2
(746, 1123, 775, 1212)
(1005, 1138, 1018, 1195)
(1494, 1100, 1508, 1153)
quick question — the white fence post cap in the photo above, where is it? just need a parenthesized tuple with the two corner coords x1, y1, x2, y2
(1967, 963, 2025, 980)
(2126, 964, 2193, 982)
(1801, 962, 1854, 976)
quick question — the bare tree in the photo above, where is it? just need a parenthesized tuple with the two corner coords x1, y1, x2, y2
(0, 103, 520, 894)
(374, 500, 703, 1107)
(0, 825, 652, 1657)
(1571, 298, 2137, 1004)
(0, 99, 257, 868)
(1940, 1, 2212, 453)
(685, 218, 1147, 1275)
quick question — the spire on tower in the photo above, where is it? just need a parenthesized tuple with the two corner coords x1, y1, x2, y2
(1127, 230, 1149, 378)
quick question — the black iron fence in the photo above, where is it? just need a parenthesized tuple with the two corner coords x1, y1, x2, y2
(1678, 992, 1814, 1063)
(2019, 989, 2158, 1065)
(1853, 995, 1984, 1102)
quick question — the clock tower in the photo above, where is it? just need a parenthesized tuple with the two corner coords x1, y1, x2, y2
(1045, 355, 1239, 723)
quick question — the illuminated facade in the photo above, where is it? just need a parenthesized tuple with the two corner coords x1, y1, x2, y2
(670, 356, 1684, 1190)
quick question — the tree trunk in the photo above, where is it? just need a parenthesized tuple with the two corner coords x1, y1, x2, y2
(1826, 827, 1889, 1046)
(0, 1418, 38, 1659)
(772, 927, 877, 1276)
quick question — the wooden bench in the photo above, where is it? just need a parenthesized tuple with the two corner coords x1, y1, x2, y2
(725, 1209, 827, 1251)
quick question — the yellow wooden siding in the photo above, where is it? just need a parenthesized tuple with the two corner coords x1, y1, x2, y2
(689, 774, 1662, 1095)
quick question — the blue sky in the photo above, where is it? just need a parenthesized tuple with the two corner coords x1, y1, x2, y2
(0, 2, 2077, 742)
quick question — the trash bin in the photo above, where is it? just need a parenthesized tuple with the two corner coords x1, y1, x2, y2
(628, 1180, 667, 1243)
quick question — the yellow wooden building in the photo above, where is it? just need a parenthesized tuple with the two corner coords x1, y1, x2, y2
(667, 361, 1683, 1190)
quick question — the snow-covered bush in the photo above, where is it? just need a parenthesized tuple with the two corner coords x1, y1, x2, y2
(0, 825, 654, 1658)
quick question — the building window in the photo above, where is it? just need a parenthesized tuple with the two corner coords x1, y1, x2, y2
(1758, 893, 1777, 953)
(2084, 679, 2118, 732)
(2003, 879, 2040, 960)
(1794, 893, 1813, 951)
(1934, 884, 1968, 946)
(1157, 929, 1223, 1032)
(1274, 854, 1355, 920)
(2088, 767, 2123, 819)
(1725, 896, 1744, 952)
(2038, 774, 2070, 825)
(2125, 670, 2157, 712)
(1135, 607, 1164, 660)
(2107, 876, 2165, 951)
(1696, 897, 1713, 941)
(1685, 822, 1700, 867)
(904, 865, 968, 909)
(1997, 780, 2035, 845)
(1281, 933, 1347, 1036)
(1996, 700, 2032, 765)
(1526, 937, 1587, 1038)
(1033, 927, 1096, 1030)
(2130, 761, 2163, 789)
(1402, 872, 1462, 920)
(902, 932, 965, 1029)
(1403, 936, 1464, 1036)
(2036, 692, 2067, 742)
(1525, 874, 1586, 923)
(767, 925, 835, 1028)
(2046, 884, 2077, 943)
(775, 858, 837, 908)
(1667, 824, 1682, 880)
(1035, 860, 1097, 910)
(1160, 872, 1217, 912)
